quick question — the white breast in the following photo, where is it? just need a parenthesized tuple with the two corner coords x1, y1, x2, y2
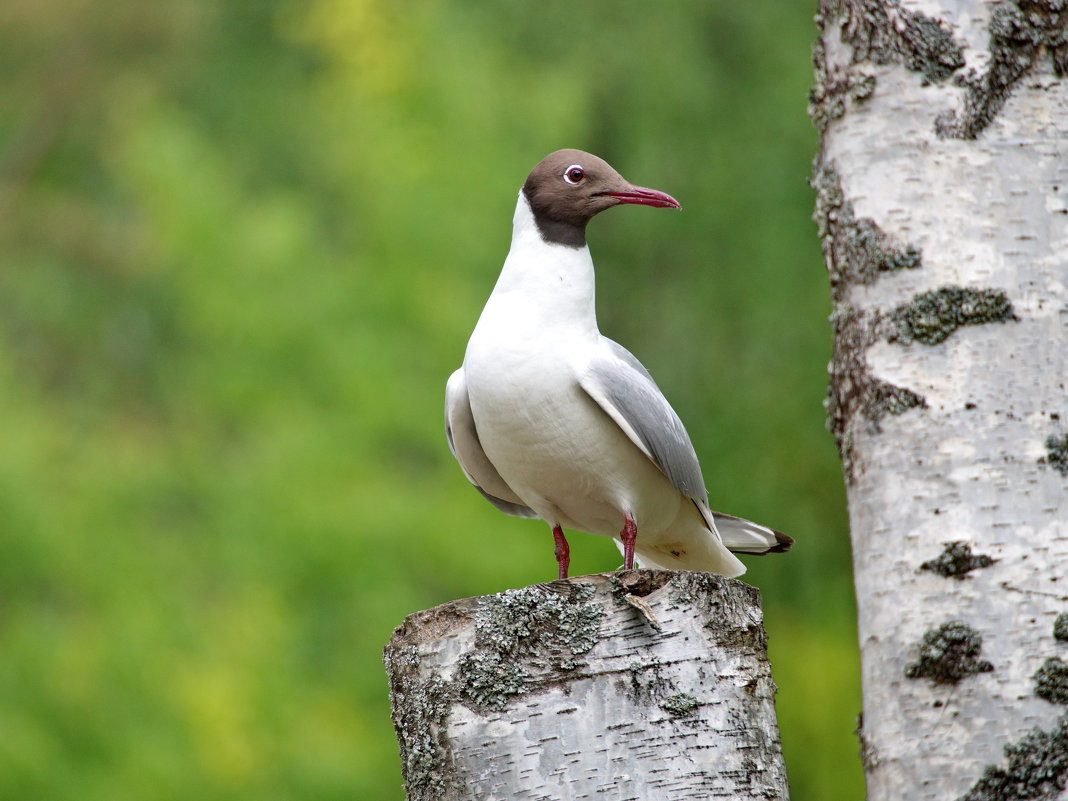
(462, 193, 683, 537)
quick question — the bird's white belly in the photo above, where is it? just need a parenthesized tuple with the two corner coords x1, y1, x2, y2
(465, 342, 681, 538)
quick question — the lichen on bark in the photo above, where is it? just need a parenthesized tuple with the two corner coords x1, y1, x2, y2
(938, 1, 1068, 140)
(1043, 434, 1068, 476)
(1055, 613, 1068, 642)
(827, 305, 927, 481)
(905, 621, 995, 685)
(385, 572, 789, 799)
(812, 161, 931, 480)
(818, 0, 965, 82)
(661, 692, 700, 718)
(959, 653, 1068, 799)
(384, 647, 458, 801)
(958, 713, 1068, 801)
(811, 0, 965, 135)
(812, 163, 923, 302)
(1035, 657, 1068, 705)
(818, 0, 1066, 141)
(810, 33, 877, 132)
(889, 286, 1019, 346)
(456, 583, 603, 713)
(920, 541, 997, 580)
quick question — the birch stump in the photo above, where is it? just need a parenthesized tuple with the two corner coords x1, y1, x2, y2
(384, 570, 788, 800)
(812, 2, 1068, 799)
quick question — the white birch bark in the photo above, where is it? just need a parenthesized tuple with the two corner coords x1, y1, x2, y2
(384, 571, 788, 800)
(812, 2, 1068, 800)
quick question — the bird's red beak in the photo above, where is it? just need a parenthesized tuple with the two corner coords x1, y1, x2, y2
(603, 185, 681, 209)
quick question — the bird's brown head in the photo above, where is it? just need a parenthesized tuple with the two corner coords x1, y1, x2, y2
(521, 149, 680, 248)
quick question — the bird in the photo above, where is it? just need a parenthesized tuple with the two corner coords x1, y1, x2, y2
(445, 149, 792, 580)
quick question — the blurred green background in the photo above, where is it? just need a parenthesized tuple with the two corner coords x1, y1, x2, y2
(0, 1, 859, 799)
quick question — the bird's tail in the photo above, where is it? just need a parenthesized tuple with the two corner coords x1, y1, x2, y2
(618, 505, 790, 578)
(626, 501, 747, 577)
(711, 512, 794, 555)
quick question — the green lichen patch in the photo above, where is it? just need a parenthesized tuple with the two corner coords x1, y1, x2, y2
(383, 644, 458, 801)
(890, 286, 1018, 346)
(661, 692, 700, 718)
(959, 713, 1068, 801)
(455, 584, 603, 713)
(812, 164, 924, 303)
(905, 621, 995, 684)
(920, 541, 997, 580)
(1044, 434, 1068, 476)
(457, 651, 526, 712)
(1055, 613, 1068, 642)
(1036, 657, 1068, 705)
(938, 1, 1068, 140)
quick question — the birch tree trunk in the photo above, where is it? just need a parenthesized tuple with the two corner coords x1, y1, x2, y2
(812, 2, 1068, 799)
(384, 571, 789, 800)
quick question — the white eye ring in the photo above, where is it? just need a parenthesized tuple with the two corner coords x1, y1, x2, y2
(562, 165, 585, 185)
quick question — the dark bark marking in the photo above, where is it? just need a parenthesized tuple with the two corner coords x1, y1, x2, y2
(905, 621, 995, 685)
(816, 0, 965, 86)
(812, 163, 923, 303)
(840, 0, 965, 82)
(938, 1, 1068, 140)
(1042, 434, 1068, 475)
(920, 541, 998, 580)
(864, 380, 927, 419)
(813, 163, 930, 481)
(959, 713, 1068, 801)
(856, 713, 879, 772)
(827, 306, 927, 482)
(810, 32, 877, 132)
(889, 286, 1019, 346)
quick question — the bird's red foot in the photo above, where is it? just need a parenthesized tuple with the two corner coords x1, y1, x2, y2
(552, 525, 570, 579)
(620, 513, 637, 570)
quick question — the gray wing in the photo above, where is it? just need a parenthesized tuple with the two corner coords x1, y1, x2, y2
(579, 339, 708, 503)
(445, 368, 538, 518)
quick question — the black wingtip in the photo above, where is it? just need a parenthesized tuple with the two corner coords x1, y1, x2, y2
(766, 528, 795, 554)
(741, 526, 794, 556)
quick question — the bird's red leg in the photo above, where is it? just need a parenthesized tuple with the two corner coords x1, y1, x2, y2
(620, 513, 637, 570)
(552, 525, 570, 580)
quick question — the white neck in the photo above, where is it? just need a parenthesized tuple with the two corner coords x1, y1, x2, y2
(481, 192, 599, 334)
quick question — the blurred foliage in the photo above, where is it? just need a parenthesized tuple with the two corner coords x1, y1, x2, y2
(0, 1, 861, 799)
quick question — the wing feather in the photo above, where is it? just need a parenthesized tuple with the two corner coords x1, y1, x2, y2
(579, 339, 708, 503)
(445, 368, 538, 518)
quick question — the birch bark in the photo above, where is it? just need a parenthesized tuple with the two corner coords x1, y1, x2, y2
(812, 2, 1068, 799)
(384, 571, 788, 800)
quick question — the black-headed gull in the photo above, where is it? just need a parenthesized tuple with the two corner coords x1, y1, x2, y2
(446, 149, 792, 579)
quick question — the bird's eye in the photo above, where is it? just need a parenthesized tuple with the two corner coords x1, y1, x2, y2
(563, 165, 585, 185)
